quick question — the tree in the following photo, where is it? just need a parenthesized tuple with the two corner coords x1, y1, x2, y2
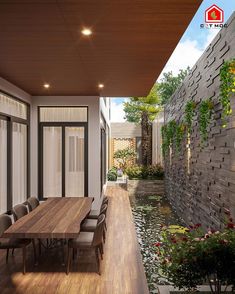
(158, 68, 190, 105)
(123, 84, 160, 166)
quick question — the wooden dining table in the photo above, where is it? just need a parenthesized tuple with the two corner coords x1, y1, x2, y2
(3, 197, 94, 239)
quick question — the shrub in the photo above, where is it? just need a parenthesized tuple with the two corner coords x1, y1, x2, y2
(125, 165, 143, 179)
(156, 215, 235, 293)
(126, 164, 164, 180)
(107, 167, 117, 181)
(113, 147, 136, 171)
(147, 164, 164, 179)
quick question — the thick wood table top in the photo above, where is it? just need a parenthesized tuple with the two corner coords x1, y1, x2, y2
(3, 197, 93, 239)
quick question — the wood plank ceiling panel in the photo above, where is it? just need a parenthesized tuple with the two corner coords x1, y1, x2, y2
(0, 0, 201, 96)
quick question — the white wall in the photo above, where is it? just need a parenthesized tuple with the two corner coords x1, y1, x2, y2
(31, 96, 101, 208)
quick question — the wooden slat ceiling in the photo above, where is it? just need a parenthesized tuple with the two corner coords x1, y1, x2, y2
(0, 0, 201, 96)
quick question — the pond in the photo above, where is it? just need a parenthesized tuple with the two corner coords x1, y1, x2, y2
(129, 194, 184, 294)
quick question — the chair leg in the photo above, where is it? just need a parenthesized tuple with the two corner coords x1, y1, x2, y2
(95, 247, 100, 275)
(12, 248, 15, 256)
(32, 239, 37, 265)
(6, 248, 9, 264)
(38, 239, 42, 256)
(22, 247, 26, 274)
(98, 244, 103, 260)
(60, 239, 65, 266)
(66, 247, 72, 275)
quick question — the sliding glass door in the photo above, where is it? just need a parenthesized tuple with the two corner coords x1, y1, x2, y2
(65, 127, 85, 197)
(43, 127, 62, 197)
(0, 119, 7, 213)
(12, 123, 28, 206)
(39, 123, 87, 199)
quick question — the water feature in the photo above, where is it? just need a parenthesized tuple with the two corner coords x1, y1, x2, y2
(129, 194, 183, 294)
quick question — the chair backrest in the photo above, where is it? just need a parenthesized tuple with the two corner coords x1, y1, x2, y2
(92, 214, 105, 246)
(0, 214, 12, 237)
(100, 203, 108, 216)
(102, 196, 108, 205)
(12, 204, 28, 222)
(27, 197, 40, 212)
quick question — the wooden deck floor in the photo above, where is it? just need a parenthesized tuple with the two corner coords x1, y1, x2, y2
(0, 186, 149, 294)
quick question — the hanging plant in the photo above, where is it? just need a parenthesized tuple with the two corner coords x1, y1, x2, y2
(219, 58, 235, 126)
(175, 123, 186, 151)
(162, 120, 186, 156)
(199, 99, 213, 143)
(161, 125, 168, 157)
(184, 101, 196, 133)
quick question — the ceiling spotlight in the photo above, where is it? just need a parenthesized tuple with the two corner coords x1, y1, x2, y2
(98, 84, 104, 89)
(81, 28, 92, 36)
(43, 83, 50, 89)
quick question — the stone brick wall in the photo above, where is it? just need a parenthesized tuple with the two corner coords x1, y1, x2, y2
(164, 13, 235, 230)
(127, 179, 165, 196)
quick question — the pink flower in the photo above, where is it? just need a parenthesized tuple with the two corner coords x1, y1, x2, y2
(194, 238, 200, 241)
(154, 242, 162, 247)
(227, 222, 234, 229)
(200, 238, 205, 241)
(204, 234, 210, 239)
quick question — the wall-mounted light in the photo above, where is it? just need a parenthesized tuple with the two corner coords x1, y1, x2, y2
(98, 84, 104, 89)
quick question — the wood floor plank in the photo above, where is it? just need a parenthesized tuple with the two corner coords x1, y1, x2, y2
(0, 187, 149, 294)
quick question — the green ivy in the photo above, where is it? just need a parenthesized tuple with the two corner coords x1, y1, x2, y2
(161, 120, 186, 156)
(184, 101, 196, 133)
(175, 123, 186, 151)
(219, 58, 235, 126)
(198, 99, 213, 143)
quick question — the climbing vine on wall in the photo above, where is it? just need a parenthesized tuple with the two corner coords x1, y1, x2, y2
(184, 101, 196, 133)
(162, 58, 235, 157)
(219, 58, 235, 125)
(198, 99, 214, 143)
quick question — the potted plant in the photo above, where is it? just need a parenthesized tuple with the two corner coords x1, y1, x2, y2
(156, 214, 235, 293)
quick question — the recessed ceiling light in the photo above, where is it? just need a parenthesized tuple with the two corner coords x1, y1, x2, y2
(43, 83, 50, 89)
(98, 84, 104, 89)
(81, 28, 92, 36)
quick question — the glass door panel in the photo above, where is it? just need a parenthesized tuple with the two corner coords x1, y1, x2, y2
(0, 120, 7, 213)
(43, 127, 62, 197)
(65, 127, 85, 197)
(12, 123, 27, 206)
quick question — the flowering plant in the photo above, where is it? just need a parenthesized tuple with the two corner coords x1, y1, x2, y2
(155, 215, 235, 293)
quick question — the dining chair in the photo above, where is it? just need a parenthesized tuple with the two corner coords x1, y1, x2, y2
(12, 204, 38, 261)
(88, 196, 109, 219)
(27, 197, 40, 212)
(66, 214, 106, 275)
(12, 204, 28, 222)
(0, 214, 33, 274)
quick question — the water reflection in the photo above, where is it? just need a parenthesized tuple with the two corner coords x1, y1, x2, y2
(129, 194, 183, 294)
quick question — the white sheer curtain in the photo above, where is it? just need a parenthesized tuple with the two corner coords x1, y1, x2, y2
(12, 123, 27, 206)
(65, 127, 84, 197)
(0, 93, 27, 120)
(43, 127, 62, 197)
(0, 120, 7, 213)
(40, 107, 87, 122)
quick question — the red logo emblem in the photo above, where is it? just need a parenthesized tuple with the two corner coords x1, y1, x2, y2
(205, 4, 224, 23)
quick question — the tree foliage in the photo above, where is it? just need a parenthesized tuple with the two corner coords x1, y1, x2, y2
(123, 83, 160, 123)
(158, 68, 190, 105)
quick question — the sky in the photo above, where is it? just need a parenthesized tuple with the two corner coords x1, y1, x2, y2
(110, 0, 235, 122)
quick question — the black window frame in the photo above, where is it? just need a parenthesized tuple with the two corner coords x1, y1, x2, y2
(0, 90, 30, 212)
(38, 106, 89, 200)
